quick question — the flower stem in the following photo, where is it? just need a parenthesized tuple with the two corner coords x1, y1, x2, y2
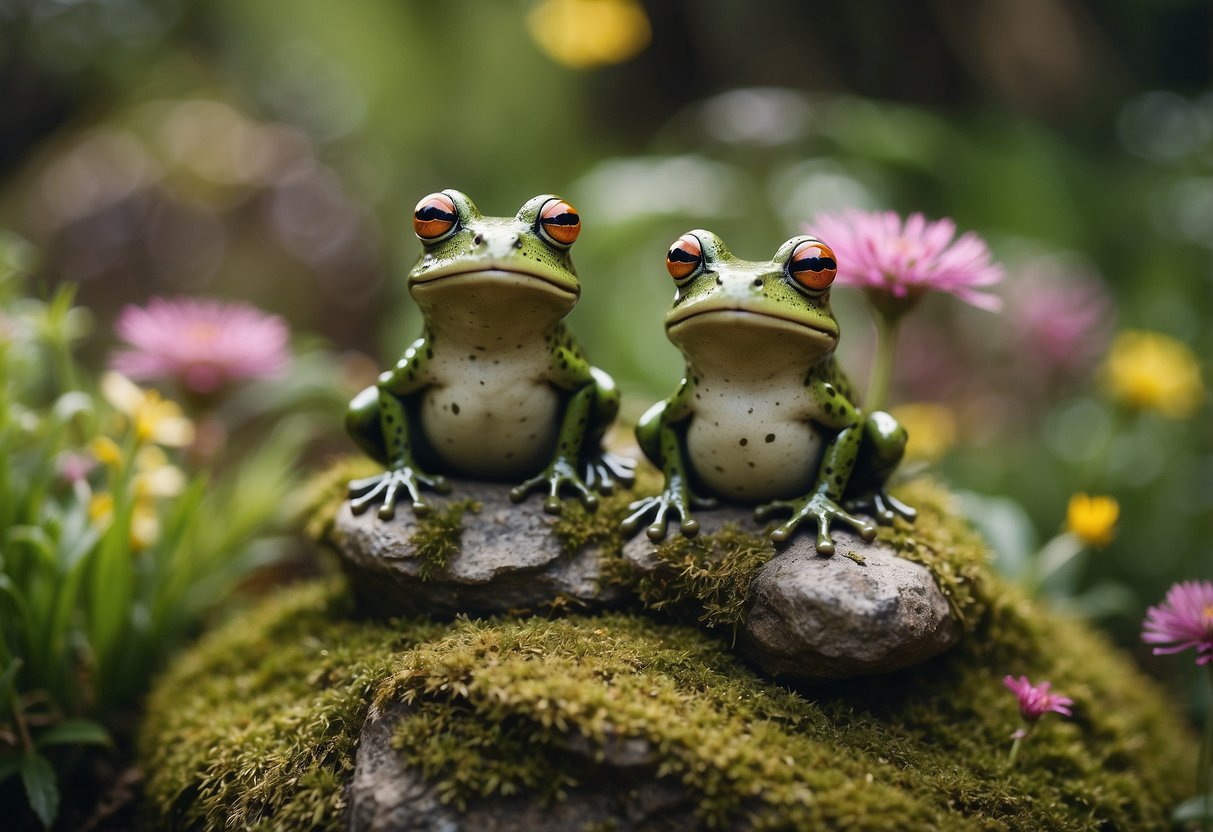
(1007, 735, 1022, 768)
(867, 308, 899, 413)
(1199, 666, 1213, 832)
(1007, 723, 1032, 768)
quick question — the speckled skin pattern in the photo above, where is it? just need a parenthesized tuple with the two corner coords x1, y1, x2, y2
(346, 190, 633, 519)
(623, 230, 915, 552)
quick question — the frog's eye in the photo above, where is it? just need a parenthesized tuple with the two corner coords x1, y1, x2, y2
(666, 234, 703, 280)
(538, 199, 581, 247)
(413, 193, 458, 241)
(788, 240, 838, 292)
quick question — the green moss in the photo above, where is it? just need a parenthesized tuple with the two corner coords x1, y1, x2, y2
(295, 456, 379, 543)
(142, 571, 1195, 831)
(549, 464, 661, 558)
(376, 598, 1193, 830)
(411, 499, 480, 580)
(606, 477, 988, 635)
(138, 582, 447, 831)
(630, 523, 773, 631)
(877, 477, 990, 630)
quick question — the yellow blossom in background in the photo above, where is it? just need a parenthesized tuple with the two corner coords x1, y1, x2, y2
(527, 0, 651, 69)
(89, 435, 123, 467)
(1066, 493, 1119, 549)
(87, 442, 187, 551)
(1101, 330, 1204, 419)
(889, 403, 957, 464)
(101, 371, 194, 446)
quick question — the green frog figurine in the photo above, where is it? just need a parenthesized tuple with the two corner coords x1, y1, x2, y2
(347, 190, 633, 518)
(622, 231, 915, 553)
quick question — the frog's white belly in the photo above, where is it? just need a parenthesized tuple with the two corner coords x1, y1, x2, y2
(685, 380, 824, 503)
(421, 346, 559, 479)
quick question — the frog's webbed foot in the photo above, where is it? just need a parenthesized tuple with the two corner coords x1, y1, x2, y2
(510, 458, 598, 515)
(583, 452, 637, 495)
(845, 489, 917, 526)
(754, 493, 876, 555)
(349, 466, 451, 520)
(621, 488, 715, 542)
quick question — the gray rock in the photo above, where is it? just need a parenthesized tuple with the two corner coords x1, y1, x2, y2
(348, 699, 706, 832)
(331, 480, 624, 618)
(621, 505, 960, 682)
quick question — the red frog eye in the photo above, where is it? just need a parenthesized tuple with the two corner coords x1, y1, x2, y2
(413, 193, 458, 240)
(788, 239, 837, 291)
(539, 199, 581, 246)
(666, 234, 703, 280)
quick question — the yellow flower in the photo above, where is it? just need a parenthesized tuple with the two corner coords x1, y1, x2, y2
(1102, 330, 1204, 419)
(87, 443, 187, 551)
(89, 435, 123, 467)
(1066, 493, 1119, 549)
(889, 403, 957, 464)
(527, 0, 651, 69)
(89, 492, 114, 523)
(101, 372, 194, 446)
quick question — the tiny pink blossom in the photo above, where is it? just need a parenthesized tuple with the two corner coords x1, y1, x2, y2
(111, 297, 290, 395)
(57, 451, 95, 484)
(1142, 580, 1213, 665)
(1004, 675, 1074, 723)
(806, 210, 1003, 311)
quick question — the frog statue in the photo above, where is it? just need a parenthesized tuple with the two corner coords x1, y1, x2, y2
(346, 190, 634, 519)
(622, 231, 916, 553)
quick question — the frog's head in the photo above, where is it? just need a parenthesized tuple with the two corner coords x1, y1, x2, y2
(407, 190, 582, 323)
(662, 230, 841, 360)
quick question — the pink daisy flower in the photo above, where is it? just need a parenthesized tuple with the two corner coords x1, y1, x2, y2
(1005, 257, 1114, 373)
(806, 210, 1003, 312)
(1004, 675, 1073, 725)
(111, 297, 290, 395)
(1142, 580, 1213, 665)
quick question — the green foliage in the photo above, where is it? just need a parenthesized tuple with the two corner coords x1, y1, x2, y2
(140, 570, 1195, 831)
(0, 235, 332, 827)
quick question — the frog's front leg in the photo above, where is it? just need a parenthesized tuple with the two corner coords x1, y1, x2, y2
(509, 340, 617, 514)
(843, 411, 917, 525)
(753, 382, 876, 553)
(580, 366, 637, 495)
(621, 385, 716, 541)
(345, 336, 449, 520)
(509, 380, 602, 514)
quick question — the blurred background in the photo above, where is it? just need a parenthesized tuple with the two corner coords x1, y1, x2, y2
(1, 0, 1210, 646)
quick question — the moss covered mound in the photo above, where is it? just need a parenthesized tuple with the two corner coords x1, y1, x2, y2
(141, 571, 1194, 830)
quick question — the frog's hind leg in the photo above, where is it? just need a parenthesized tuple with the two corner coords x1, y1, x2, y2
(581, 366, 636, 493)
(843, 410, 917, 525)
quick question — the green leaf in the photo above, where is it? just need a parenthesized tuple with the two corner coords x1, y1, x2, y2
(36, 718, 112, 749)
(1173, 794, 1213, 824)
(0, 753, 19, 782)
(0, 657, 22, 714)
(19, 753, 59, 829)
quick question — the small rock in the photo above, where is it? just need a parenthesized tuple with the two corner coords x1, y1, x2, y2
(331, 480, 624, 618)
(348, 700, 704, 832)
(621, 505, 960, 682)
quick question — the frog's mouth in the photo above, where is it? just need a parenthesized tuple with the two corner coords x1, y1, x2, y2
(667, 308, 838, 347)
(409, 267, 579, 301)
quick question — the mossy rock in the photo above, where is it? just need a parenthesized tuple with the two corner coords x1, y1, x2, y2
(140, 566, 1195, 830)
